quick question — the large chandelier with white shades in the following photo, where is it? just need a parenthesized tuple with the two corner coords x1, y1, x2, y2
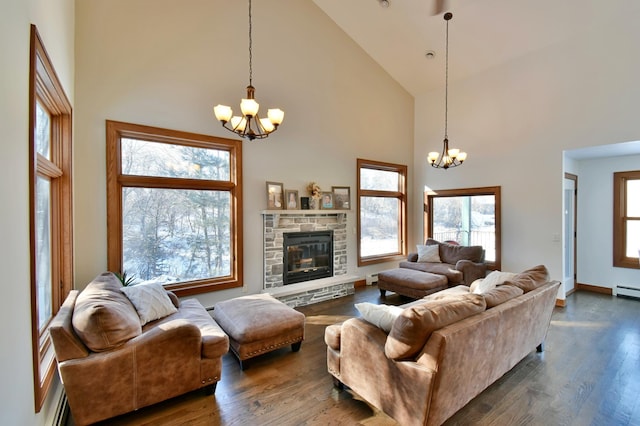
(213, 0, 284, 141)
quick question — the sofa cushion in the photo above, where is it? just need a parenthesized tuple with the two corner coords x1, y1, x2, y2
(355, 302, 403, 332)
(426, 238, 484, 264)
(503, 265, 550, 293)
(422, 285, 470, 301)
(385, 293, 486, 360)
(121, 283, 178, 325)
(72, 272, 142, 352)
(482, 285, 524, 308)
(469, 270, 517, 294)
(416, 244, 441, 263)
(398, 261, 464, 283)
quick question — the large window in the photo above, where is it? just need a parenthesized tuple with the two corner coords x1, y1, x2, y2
(357, 159, 407, 266)
(106, 121, 243, 296)
(614, 171, 640, 269)
(29, 25, 74, 411)
(425, 186, 501, 270)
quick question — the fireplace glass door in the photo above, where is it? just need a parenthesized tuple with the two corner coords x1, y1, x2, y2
(283, 231, 333, 285)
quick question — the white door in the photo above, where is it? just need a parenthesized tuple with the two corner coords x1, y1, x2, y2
(563, 176, 576, 294)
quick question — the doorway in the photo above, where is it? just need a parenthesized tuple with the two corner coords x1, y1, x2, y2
(563, 173, 577, 295)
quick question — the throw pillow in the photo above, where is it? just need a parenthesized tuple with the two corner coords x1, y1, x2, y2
(426, 238, 484, 264)
(503, 265, 550, 293)
(72, 272, 142, 352)
(482, 285, 524, 308)
(423, 285, 470, 302)
(121, 282, 178, 325)
(385, 293, 486, 360)
(416, 244, 441, 263)
(355, 302, 403, 333)
(469, 270, 517, 294)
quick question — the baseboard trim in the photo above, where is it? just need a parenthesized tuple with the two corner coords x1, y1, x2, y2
(576, 283, 613, 295)
(555, 299, 566, 307)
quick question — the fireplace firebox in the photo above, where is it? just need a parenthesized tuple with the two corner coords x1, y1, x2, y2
(283, 231, 333, 285)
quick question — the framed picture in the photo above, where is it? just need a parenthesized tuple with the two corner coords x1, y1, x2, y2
(321, 191, 334, 209)
(285, 189, 299, 210)
(300, 196, 310, 210)
(266, 181, 284, 210)
(332, 186, 351, 210)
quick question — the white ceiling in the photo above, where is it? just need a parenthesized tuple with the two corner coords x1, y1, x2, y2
(312, 0, 640, 96)
(312, 0, 640, 158)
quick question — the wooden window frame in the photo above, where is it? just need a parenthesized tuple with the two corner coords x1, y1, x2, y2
(29, 24, 74, 412)
(357, 158, 408, 266)
(613, 171, 640, 269)
(106, 121, 244, 296)
(424, 186, 501, 270)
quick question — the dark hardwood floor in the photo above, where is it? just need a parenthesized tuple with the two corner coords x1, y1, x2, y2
(70, 286, 640, 426)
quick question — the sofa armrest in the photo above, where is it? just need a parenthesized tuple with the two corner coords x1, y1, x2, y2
(339, 318, 436, 426)
(58, 318, 204, 425)
(324, 323, 342, 351)
(455, 260, 487, 285)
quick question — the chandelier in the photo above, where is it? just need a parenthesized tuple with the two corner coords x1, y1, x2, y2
(428, 12, 467, 169)
(214, 0, 284, 141)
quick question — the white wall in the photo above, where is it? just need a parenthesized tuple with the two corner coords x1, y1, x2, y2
(412, 9, 640, 287)
(0, 0, 74, 424)
(575, 154, 640, 290)
(73, 0, 414, 307)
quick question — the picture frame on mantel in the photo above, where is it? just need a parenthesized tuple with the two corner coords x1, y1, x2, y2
(266, 181, 284, 210)
(321, 191, 334, 209)
(332, 186, 350, 210)
(285, 190, 298, 210)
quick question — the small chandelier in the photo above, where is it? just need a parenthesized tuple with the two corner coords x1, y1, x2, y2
(428, 12, 467, 169)
(214, 0, 284, 141)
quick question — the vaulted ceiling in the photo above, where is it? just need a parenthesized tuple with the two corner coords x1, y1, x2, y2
(313, 0, 640, 96)
(67, 1, 640, 157)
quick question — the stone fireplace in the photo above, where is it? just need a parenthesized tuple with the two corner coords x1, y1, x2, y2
(262, 210, 356, 307)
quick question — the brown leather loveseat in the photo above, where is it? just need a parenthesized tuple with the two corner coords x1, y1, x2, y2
(50, 272, 229, 425)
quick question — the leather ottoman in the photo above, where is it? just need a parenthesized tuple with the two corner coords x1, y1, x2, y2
(378, 268, 448, 299)
(212, 293, 305, 369)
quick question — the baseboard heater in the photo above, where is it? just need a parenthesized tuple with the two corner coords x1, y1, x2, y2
(366, 273, 378, 285)
(616, 284, 640, 299)
(52, 390, 69, 426)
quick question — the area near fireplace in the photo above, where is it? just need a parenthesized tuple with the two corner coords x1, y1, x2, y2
(262, 210, 358, 307)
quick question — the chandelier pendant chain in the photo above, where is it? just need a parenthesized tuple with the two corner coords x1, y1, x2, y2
(248, 0, 253, 87)
(444, 15, 449, 140)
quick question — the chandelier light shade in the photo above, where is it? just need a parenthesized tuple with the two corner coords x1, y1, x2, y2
(214, 0, 284, 141)
(428, 12, 467, 170)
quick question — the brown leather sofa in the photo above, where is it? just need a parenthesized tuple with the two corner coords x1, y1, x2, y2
(49, 272, 229, 425)
(325, 266, 559, 426)
(399, 238, 488, 286)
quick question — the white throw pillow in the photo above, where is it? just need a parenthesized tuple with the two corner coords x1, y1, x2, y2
(355, 302, 403, 332)
(121, 282, 178, 325)
(469, 270, 517, 294)
(416, 244, 441, 263)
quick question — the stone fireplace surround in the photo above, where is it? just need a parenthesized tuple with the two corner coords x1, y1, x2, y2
(262, 210, 357, 307)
